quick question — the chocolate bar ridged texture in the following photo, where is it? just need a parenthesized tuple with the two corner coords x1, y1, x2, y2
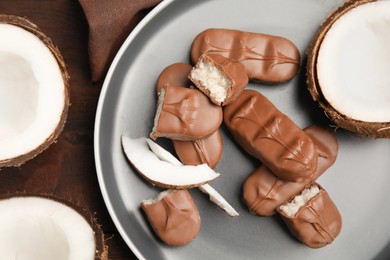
(191, 28, 300, 83)
(151, 85, 222, 141)
(156, 63, 193, 93)
(141, 190, 201, 246)
(278, 186, 342, 248)
(173, 130, 223, 169)
(156, 63, 223, 168)
(242, 125, 338, 216)
(189, 54, 248, 106)
(224, 90, 318, 182)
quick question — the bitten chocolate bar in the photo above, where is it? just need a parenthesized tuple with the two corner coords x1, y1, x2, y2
(243, 125, 338, 216)
(278, 184, 342, 248)
(191, 28, 300, 83)
(151, 85, 222, 141)
(189, 54, 248, 106)
(141, 190, 201, 246)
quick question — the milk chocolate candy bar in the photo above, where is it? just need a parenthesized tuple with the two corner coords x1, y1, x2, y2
(278, 184, 342, 248)
(156, 63, 223, 168)
(141, 189, 201, 246)
(189, 54, 248, 106)
(150, 85, 222, 141)
(242, 125, 338, 216)
(173, 130, 223, 169)
(156, 63, 193, 93)
(191, 28, 300, 83)
(224, 90, 318, 182)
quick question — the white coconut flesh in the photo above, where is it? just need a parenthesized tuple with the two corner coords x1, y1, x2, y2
(191, 60, 231, 103)
(279, 185, 321, 217)
(121, 136, 220, 188)
(317, 1, 390, 123)
(0, 197, 95, 260)
(0, 24, 65, 161)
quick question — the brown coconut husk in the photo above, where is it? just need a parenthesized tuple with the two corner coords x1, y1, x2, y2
(0, 15, 70, 167)
(306, 0, 390, 138)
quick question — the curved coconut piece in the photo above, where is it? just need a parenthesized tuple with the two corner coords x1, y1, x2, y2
(0, 194, 107, 260)
(0, 15, 69, 167)
(307, 0, 390, 138)
(122, 136, 220, 189)
(146, 138, 239, 217)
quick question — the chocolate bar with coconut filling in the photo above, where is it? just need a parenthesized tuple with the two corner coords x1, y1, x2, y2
(189, 54, 248, 106)
(191, 28, 300, 83)
(150, 85, 222, 141)
(278, 184, 342, 248)
(242, 125, 338, 216)
(141, 189, 201, 246)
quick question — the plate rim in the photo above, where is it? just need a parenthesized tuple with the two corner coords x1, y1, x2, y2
(94, 1, 174, 259)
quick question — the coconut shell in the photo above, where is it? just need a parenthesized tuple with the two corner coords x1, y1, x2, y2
(306, 0, 390, 138)
(0, 193, 108, 259)
(0, 15, 70, 168)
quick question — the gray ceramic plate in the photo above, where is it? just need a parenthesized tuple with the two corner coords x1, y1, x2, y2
(94, 0, 390, 259)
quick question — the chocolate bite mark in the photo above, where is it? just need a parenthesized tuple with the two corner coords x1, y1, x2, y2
(190, 54, 248, 106)
(278, 185, 342, 248)
(279, 185, 321, 217)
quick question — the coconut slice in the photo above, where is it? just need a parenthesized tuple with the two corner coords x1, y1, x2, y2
(307, 0, 390, 138)
(0, 15, 69, 167)
(0, 195, 107, 260)
(146, 138, 239, 217)
(122, 136, 220, 189)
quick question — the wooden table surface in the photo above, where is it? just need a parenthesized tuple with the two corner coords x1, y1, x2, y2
(0, 1, 138, 259)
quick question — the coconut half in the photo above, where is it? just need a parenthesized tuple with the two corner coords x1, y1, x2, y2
(0, 195, 107, 260)
(307, 0, 390, 138)
(0, 15, 69, 167)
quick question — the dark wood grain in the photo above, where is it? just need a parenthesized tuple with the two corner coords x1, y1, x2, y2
(0, 1, 137, 259)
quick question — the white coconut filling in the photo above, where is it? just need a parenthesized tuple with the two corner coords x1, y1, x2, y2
(0, 197, 95, 260)
(0, 24, 65, 160)
(121, 136, 220, 187)
(317, 1, 390, 122)
(151, 87, 166, 135)
(279, 185, 320, 217)
(191, 60, 231, 103)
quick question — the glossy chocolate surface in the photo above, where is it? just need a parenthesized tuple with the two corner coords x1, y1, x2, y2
(151, 85, 222, 141)
(224, 90, 318, 182)
(141, 190, 201, 246)
(242, 125, 338, 216)
(191, 28, 300, 83)
(173, 130, 223, 169)
(156, 63, 193, 93)
(189, 54, 248, 106)
(278, 185, 342, 248)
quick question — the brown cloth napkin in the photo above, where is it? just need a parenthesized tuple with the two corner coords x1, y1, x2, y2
(79, 0, 162, 82)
